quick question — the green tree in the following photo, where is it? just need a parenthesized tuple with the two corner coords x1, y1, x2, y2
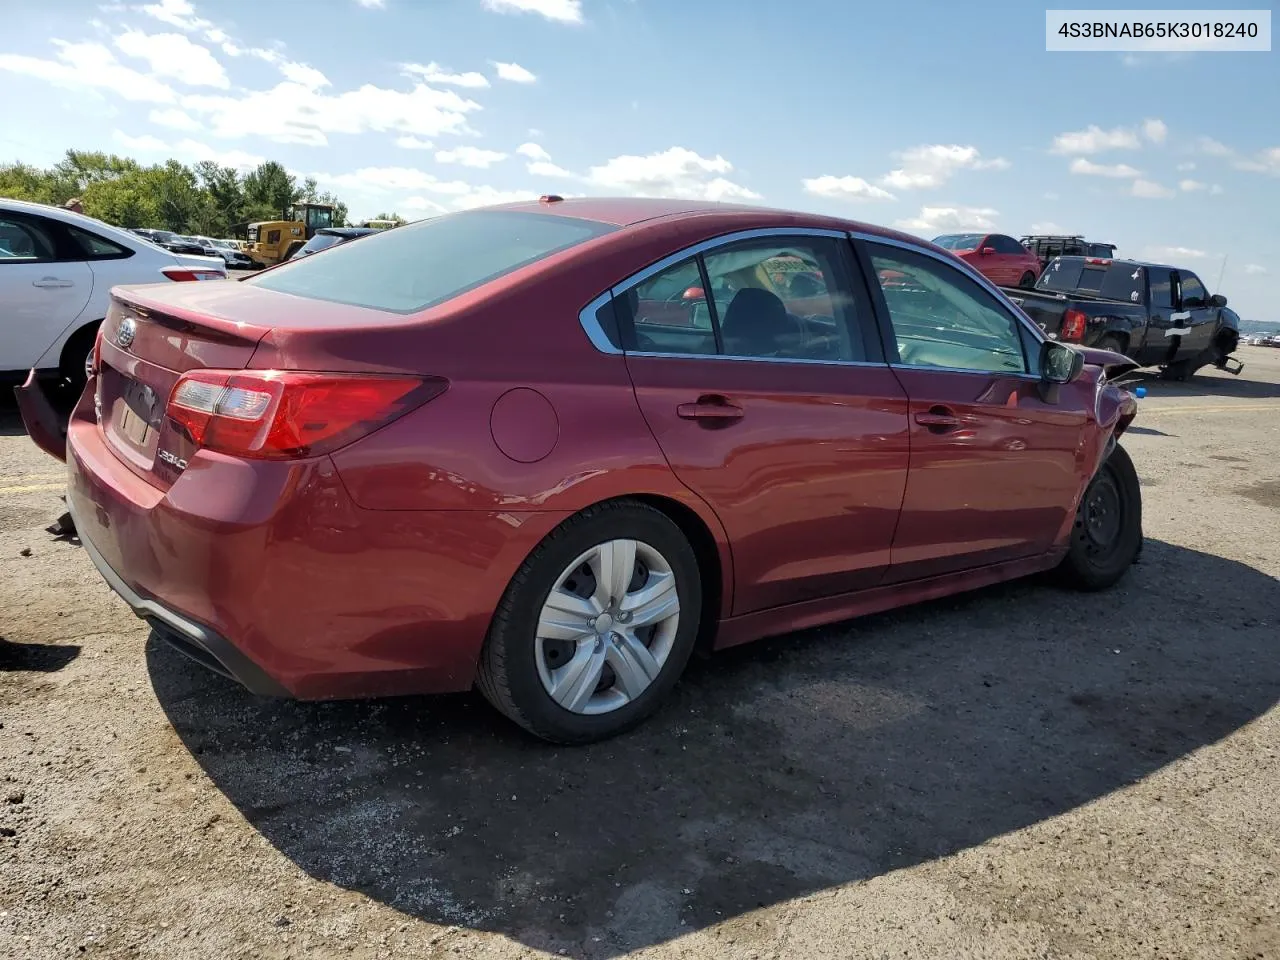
(244, 160, 296, 220)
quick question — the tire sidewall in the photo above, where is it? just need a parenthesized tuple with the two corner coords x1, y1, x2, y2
(490, 506, 703, 742)
(1067, 444, 1143, 587)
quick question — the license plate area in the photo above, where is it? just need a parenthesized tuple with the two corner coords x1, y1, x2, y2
(117, 380, 159, 447)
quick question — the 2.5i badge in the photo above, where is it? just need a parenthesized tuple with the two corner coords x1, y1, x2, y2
(158, 450, 188, 471)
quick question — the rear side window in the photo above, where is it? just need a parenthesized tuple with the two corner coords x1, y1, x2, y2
(67, 226, 133, 260)
(250, 211, 614, 313)
(1038, 259, 1145, 303)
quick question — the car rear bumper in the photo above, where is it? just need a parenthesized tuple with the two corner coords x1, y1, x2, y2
(14, 368, 68, 462)
(64, 392, 568, 699)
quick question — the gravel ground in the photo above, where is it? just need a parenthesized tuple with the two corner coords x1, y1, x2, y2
(2, 350, 1278, 960)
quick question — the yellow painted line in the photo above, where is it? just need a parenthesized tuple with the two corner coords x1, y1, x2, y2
(0, 482, 64, 495)
(1142, 402, 1280, 415)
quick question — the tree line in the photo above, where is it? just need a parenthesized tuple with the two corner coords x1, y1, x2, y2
(0, 150, 350, 239)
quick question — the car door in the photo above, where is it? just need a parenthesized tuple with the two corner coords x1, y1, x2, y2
(616, 230, 911, 615)
(988, 235, 1020, 284)
(0, 212, 93, 372)
(860, 239, 1089, 583)
(1135, 266, 1175, 365)
(1170, 270, 1217, 362)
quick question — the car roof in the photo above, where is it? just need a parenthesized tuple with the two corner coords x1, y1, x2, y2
(489, 196, 931, 247)
(0, 197, 163, 248)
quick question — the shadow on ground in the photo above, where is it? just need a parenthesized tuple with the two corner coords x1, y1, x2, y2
(150, 541, 1279, 959)
(0, 637, 81, 672)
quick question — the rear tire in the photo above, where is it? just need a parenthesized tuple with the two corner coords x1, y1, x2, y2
(1095, 334, 1127, 356)
(1018, 271, 1036, 288)
(1054, 443, 1142, 591)
(476, 501, 703, 744)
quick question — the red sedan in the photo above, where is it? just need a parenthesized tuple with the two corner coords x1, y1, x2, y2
(31, 198, 1142, 743)
(933, 232, 1043, 288)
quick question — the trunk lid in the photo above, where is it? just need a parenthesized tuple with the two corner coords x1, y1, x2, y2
(94, 279, 432, 490)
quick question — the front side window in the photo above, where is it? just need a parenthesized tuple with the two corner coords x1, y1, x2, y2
(0, 216, 55, 262)
(869, 243, 1028, 374)
(992, 235, 1025, 255)
(1179, 272, 1207, 308)
(249, 210, 614, 313)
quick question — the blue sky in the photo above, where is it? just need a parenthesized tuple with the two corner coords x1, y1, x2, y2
(1, 0, 1276, 318)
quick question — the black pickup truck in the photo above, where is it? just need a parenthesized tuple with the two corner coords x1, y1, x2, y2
(1002, 256, 1242, 380)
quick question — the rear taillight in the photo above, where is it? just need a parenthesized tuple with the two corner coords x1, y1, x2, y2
(1061, 308, 1088, 342)
(1085, 258, 1112, 265)
(166, 370, 447, 459)
(162, 266, 225, 282)
(90, 326, 103, 376)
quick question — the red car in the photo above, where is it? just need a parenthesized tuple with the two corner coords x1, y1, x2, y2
(26, 198, 1142, 743)
(933, 233, 1043, 288)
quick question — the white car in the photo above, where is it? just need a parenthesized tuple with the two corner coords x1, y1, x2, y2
(197, 236, 258, 270)
(0, 198, 225, 388)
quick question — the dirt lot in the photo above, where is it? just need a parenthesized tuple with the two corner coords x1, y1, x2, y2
(2, 351, 1278, 960)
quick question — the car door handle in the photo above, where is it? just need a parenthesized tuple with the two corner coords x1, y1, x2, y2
(914, 406, 960, 432)
(677, 396, 744, 421)
(32, 277, 74, 288)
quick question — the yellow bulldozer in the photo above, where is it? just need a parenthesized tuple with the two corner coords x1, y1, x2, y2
(245, 203, 335, 267)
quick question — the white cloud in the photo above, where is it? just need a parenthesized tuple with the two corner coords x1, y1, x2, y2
(492, 60, 537, 83)
(481, 0, 583, 24)
(401, 62, 489, 88)
(220, 40, 242, 56)
(1243, 264, 1267, 275)
(879, 144, 1008, 190)
(182, 81, 482, 146)
(1234, 147, 1280, 176)
(138, 0, 209, 31)
(450, 186, 542, 209)
(1197, 136, 1234, 157)
(1177, 161, 1197, 172)
(0, 40, 177, 102)
(1051, 125, 1142, 154)
(586, 146, 760, 201)
(113, 130, 171, 153)
(1179, 179, 1206, 192)
(355, 0, 386, 7)
(395, 135, 434, 150)
(1142, 118, 1167, 144)
(1146, 245, 1209, 260)
(894, 205, 1000, 233)
(1030, 222, 1066, 233)
(113, 29, 229, 88)
(801, 175, 895, 202)
(317, 166, 472, 195)
(528, 160, 575, 178)
(1131, 179, 1175, 199)
(112, 130, 264, 169)
(1210, 184, 1225, 195)
(435, 145, 507, 168)
(1069, 158, 1141, 178)
(278, 61, 330, 89)
(516, 142, 551, 161)
(148, 106, 200, 130)
(1043, 192, 1059, 200)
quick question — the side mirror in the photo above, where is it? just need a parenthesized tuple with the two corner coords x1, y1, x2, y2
(980, 246, 996, 256)
(1209, 293, 1228, 308)
(1040, 339, 1084, 385)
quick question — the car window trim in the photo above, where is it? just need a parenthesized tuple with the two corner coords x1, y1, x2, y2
(579, 226, 889, 367)
(853, 234, 1043, 379)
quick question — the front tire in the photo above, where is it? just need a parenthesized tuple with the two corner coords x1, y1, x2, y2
(476, 501, 703, 744)
(1054, 443, 1142, 591)
(1018, 271, 1036, 288)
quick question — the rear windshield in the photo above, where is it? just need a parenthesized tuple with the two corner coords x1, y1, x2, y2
(248, 210, 615, 313)
(1036, 259, 1145, 304)
(933, 233, 985, 251)
(296, 232, 346, 256)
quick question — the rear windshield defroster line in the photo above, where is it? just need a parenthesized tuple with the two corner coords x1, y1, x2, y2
(245, 210, 616, 314)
